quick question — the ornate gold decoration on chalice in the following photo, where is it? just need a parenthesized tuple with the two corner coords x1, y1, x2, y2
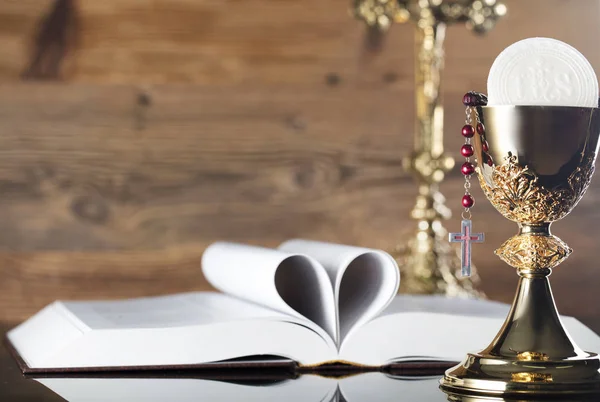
(440, 105, 600, 396)
(351, 0, 506, 297)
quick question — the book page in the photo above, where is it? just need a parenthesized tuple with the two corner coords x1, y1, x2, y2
(339, 296, 511, 365)
(376, 295, 510, 319)
(61, 292, 296, 330)
(202, 242, 336, 341)
(13, 292, 338, 369)
(279, 240, 399, 344)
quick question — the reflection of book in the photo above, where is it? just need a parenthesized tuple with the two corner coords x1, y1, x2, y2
(7, 240, 600, 373)
(37, 373, 444, 402)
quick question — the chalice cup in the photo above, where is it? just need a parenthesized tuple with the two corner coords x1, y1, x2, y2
(440, 105, 600, 396)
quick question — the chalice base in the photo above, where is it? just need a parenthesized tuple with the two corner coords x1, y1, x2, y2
(442, 352, 600, 397)
(440, 274, 600, 396)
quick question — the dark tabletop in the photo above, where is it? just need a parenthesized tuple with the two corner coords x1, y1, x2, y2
(2, 325, 599, 402)
(0, 334, 63, 402)
(0, 329, 443, 402)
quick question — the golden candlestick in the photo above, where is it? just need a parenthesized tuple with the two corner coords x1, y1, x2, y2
(352, 0, 506, 297)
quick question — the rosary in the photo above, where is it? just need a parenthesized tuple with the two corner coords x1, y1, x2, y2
(449, 92, 489, 277)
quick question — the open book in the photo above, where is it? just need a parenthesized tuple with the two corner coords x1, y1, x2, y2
(7, 240, 600, 373)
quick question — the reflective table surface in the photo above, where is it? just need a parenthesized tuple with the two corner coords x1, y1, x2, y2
(2, 330, 599, 402)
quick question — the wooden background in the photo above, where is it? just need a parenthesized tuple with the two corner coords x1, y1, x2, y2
(1, 0, 600, 331)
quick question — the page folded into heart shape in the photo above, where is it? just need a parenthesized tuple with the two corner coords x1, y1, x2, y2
(279, 240, 400, 346)
(202, 241, 400, 349)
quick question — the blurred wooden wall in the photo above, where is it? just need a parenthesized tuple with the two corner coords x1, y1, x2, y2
(2, 0, 600, 328)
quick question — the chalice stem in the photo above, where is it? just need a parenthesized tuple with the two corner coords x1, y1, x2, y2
(484, 270, 583, 359)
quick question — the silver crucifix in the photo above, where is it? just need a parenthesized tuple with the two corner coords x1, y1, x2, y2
(449, 219, 484, 277)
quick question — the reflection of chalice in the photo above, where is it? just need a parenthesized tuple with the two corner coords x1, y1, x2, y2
(445, 392, 599, 402)
(440, 105, 600, 396)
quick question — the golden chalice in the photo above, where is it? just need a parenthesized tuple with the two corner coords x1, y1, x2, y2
(440, 104, 600, 396)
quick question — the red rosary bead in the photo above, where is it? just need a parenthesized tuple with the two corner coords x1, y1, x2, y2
(462, 194, 474, 208)
(476, 122, 485, 135)
(482, 140, 489, 152)
(462, 91, 488, 107)
(462, 93, 475, 106)
(462, 125, 475, 138)
(460, 144, 474, 157)
(484, 153, 494, 166)
(461, 162, 475, 175)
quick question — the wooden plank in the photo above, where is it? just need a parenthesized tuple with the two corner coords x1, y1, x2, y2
(0, 0, 599, 87)
(0, 83, 418, 251)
